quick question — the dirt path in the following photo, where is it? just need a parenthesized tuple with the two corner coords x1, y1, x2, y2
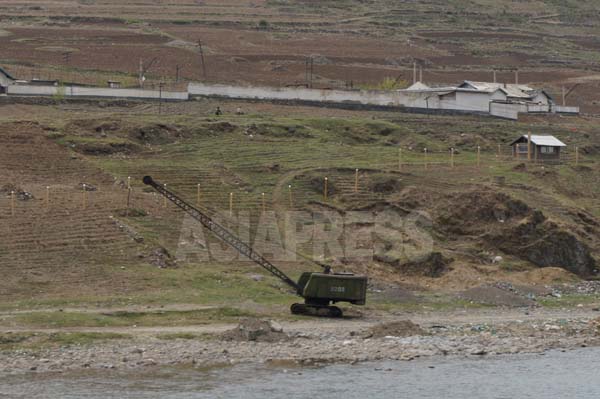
(2, 307, 598, 336)
(0, 303, 217, 316)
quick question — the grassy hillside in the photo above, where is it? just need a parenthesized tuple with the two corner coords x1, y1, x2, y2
(0, 99, 598, 319)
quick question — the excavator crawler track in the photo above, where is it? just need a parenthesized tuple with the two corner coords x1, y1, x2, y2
(291, 303, 343, 318)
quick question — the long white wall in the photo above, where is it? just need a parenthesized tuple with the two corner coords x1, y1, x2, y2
(7, 85, 188, 100)
(5, 80, 561, 120)
(188, 82, 411, 107)
(489, 102, 528, 120)
(187, 82, 500, 115)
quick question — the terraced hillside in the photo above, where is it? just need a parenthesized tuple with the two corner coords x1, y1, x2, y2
(0, 121, 142, 300)
(0, 99, 598, 311)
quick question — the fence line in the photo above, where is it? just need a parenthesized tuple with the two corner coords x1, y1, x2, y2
(0, 146, 594, 217)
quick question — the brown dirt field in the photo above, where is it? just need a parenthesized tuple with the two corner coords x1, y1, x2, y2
(0, 0, 597, 113)
(0, 120, 161, 300)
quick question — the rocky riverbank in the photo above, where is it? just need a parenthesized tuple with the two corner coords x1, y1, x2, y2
(2, 312, 600, 375)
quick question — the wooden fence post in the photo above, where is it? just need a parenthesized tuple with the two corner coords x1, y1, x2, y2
(197, 184, 201, 206)
(229, 192, 233, 216)
(354, 168, 359, 193)
(126, 187, 131, 217)
(423, 148, 428, 170)
(477, 146, 481, 168)
(288, 184, 293, 208)
(82, 184, 88, 210)
(398, 148, 402, 171)
(261, 192, 266, 214)
(450, 148, 455, 168)
(575, 146, 579, 166)
(324, 177, 328, 201)
(163, 184, 167, 208)
(10, 191, 15, 216)
(45, 186, 50, 210)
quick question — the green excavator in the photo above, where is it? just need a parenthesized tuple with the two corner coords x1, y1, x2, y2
(143, 176, 368, 317)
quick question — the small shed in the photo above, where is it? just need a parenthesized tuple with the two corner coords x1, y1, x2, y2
(510, 135, 566, 162)
(107, 80, 121, 89)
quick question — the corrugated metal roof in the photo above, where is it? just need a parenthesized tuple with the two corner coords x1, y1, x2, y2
(460, 81, 537, 98)
(511, 135, 566, 147)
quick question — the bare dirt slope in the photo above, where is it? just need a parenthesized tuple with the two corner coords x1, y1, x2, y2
(0, 120, 149, 300)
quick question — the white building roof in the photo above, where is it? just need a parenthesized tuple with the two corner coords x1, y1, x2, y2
(512, 135, 567, 147)
(406, 81, 430, 90)
(460, 81, 536, 99)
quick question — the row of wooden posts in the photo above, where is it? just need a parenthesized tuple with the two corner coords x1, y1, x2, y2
(398, 145, 581, 170)
(4, 145, 586, 217)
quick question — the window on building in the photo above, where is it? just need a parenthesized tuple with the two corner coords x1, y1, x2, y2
(540, 146, 555, 154)
(517, 143, 529, 153)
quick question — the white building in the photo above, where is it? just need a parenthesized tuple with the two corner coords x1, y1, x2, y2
(400, 80, 554, 114)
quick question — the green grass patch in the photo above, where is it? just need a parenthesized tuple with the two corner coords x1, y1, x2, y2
(0, 332, 130, 351)
(538, 294, 600, 308)
(13, 307, 254, 328)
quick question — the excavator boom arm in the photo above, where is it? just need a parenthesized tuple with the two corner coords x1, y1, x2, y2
(143, 176, 299, 291)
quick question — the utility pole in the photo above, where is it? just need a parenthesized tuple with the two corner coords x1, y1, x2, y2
(305, 56, 314, 88)
(198, 40, 207, 80)
(175, 65, 182, 83)
(139, 58, 144, 88)
(158, 81, 164, 115)
(139, 57, 158, 88)
(310, 57, 314, 88)
(413, 62, 417, 84)
(63, 52, 71, 83)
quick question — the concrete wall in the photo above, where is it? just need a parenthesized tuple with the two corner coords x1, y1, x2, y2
(489, 102, 528, 120)
(7, 85, 189, 100)
(4, 80, 563, 120)
(553, 105, 580, 114)
(188, 82, 407, 107)
(435, 91, 494, 112)
(527, 104, 550, 113)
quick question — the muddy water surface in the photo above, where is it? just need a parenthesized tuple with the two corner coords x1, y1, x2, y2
(2, 348, 600, 398)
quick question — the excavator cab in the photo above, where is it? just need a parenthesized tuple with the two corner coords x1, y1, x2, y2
(292, 272, 368, 317)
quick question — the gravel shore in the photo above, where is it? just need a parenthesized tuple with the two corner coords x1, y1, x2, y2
(2, 311, 600, 375)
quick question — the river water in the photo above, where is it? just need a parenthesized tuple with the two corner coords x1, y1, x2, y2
(2, 348, 600, 398)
